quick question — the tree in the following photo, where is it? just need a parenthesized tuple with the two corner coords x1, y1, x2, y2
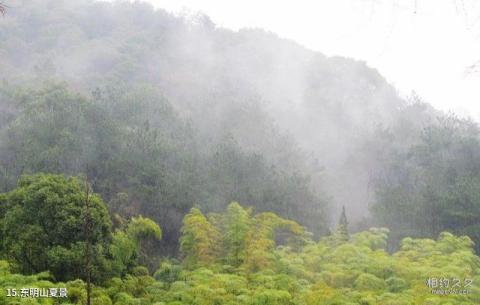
(0, 173, 112, 282)
(244, 212, 306, 272)
(180, 207, 220, 268)
(83, 177, 94, 305)
(223, 202, 252, 267)
(372, 116, 480, 251)
(335, 206, 349, 243)
(110, 216, 162, 276)
(0, 84, 120, 192)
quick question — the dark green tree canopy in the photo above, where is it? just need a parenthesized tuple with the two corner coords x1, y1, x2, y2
(336, 206, 349, 242)
(372, 116, 480, 251)
(0, 173, 112, 281)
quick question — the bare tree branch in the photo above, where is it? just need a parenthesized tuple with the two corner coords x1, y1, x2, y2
(0, 2, 6, 16)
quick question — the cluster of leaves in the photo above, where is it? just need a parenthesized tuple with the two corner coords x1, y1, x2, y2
(0, 203, 478, 305)
(372, 115, 480, 251)
(180, 202, 308, 271)
(0, 82, 329, 259)
(0, 173, 162, 284)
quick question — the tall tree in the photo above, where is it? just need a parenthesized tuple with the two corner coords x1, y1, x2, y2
(83, 178, 93, 305)
(335, 206, 349, 242)
(223, 202, 252, 267)
(372, 116, 480, 251)
(180, 207, 219, 268)
(0, 174, 112, 282)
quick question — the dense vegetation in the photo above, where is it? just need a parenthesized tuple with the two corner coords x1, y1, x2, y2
(0, 82, 328, 257)
(0, 0, 479, 303)
(371, 116, 480, 251)
(0, 188, 478, 304)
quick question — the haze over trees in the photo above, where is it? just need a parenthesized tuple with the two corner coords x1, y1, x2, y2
(0, 0, 479, 304)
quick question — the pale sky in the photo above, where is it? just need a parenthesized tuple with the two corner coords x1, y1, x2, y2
(144, 0, 480, 120)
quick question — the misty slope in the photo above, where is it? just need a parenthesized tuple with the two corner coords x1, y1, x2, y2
(0, 0, 439, 229)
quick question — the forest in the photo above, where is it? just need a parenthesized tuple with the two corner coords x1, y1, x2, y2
(0, 0, 479, 304)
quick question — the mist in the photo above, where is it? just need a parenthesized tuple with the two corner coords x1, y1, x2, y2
(0, 0, 451, 230)
(1, 1, 480, 304)
(1, 0, 480, 252)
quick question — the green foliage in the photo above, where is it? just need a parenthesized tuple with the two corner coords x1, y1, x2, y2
(0, 1, 479, 304)
(372, 116, 480, 251)
(180, 203, 307, 272)
(0, 84, 120, 190)
(223, 202, 252, 267)
(334, 206, 349, 243)
(109, 216, 162, 276)
(244, 212, 307, 272)
(0, 203, 478, 305)
(160, 220, 479, 305)
(0, 173, 163, 286)
(0, 173, 112, 282)
(153, 260, 182, 284)
(109, 216, 162, 277)
(0, 82, 329, 257)
(126, 217, 162, 242)
(180, 207, 220, 268)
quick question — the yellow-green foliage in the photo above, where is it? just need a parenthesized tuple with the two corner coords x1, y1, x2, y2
(180, 207, 220, 268)
(0, 204, 479, 305)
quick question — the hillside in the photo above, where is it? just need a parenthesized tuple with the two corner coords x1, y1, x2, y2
(0, 1, 480, 304)
(1, 0, 480, 253)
